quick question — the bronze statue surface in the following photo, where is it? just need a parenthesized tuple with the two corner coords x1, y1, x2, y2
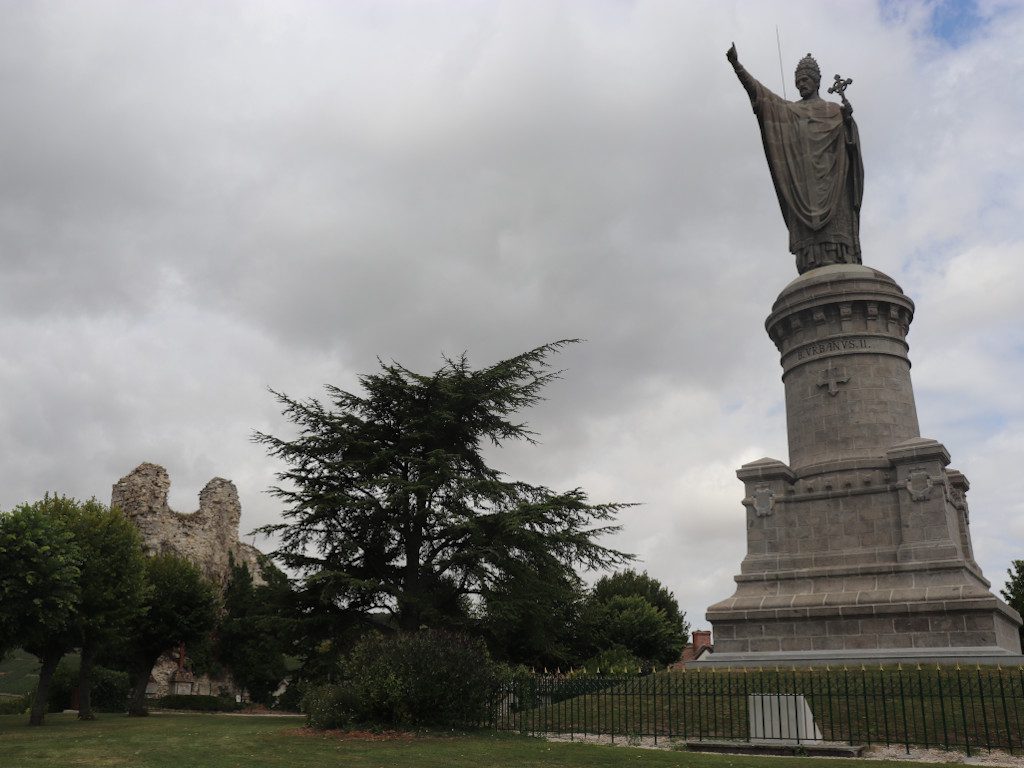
(727, 43, 863, 274)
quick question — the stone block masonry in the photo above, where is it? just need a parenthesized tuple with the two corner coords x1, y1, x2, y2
(111, 462, 263, 586)
(699, 265, 1022, 666)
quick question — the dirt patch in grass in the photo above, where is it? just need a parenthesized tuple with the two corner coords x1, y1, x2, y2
(865, 745, 1024, 767)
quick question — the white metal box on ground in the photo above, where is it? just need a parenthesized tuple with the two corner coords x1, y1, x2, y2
(748, 694, 822, 742)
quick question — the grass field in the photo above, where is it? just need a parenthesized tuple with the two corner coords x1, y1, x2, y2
(0, 650, 39, 697)
(0, 713, 968, 768)
(498, 667, 1024, 754)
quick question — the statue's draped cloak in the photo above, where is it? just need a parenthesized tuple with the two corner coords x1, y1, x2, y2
(749, 78, 864, 272)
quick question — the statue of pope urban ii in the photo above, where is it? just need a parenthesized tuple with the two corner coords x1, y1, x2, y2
(727, 43, 864, 275)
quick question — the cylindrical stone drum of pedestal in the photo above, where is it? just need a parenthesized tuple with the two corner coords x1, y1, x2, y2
(765, 264, 920, 472)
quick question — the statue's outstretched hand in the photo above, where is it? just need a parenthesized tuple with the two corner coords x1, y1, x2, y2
(727, 42, 738, 65)
(841, 99, 853, 121)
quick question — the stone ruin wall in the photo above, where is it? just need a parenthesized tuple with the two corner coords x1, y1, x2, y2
(111, 462, 266, 698)
(111, 462, 264, 587)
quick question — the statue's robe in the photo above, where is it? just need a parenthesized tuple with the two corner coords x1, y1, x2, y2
(747, 78, 864, 274)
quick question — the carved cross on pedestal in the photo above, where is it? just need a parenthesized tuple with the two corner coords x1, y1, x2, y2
(828, 74, 853, 97)
(817, 365, 850, 396)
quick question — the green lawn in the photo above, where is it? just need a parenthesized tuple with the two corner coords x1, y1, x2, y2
(0, 650, 40, 696)
(503, 667, 1024, 753)
(0, 713, 964, 768)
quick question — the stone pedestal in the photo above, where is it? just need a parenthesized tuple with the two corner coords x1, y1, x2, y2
(700, 265, 1022, 666)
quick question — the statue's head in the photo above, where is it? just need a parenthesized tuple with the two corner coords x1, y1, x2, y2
(794, 53, 821, 99)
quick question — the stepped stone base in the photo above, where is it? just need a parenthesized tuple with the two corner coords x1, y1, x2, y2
(690, 648, 1024, 668)
(698, 446, 1023, 664)
(699, 265, 1022, 664)
(709, 604, 1021, 657)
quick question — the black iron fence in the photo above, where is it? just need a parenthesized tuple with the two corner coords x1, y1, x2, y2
(488, 666, 1024, 755)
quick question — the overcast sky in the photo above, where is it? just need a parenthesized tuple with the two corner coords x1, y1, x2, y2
(2, 0, 1022, 631)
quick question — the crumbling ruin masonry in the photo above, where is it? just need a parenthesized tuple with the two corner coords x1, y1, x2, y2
(111, 462, 263, 586)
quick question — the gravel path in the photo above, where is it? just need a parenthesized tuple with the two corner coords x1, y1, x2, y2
(542, 733, 1024, 766)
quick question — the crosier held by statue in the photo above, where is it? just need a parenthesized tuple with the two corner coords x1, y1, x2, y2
(727, 43, 864, 275)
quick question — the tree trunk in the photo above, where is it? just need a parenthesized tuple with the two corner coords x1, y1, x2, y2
(77, 643, 97, 720)
(127, 658, 155, 717)
(29, 650, 62, 726)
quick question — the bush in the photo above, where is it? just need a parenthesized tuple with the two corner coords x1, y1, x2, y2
(343, 629, 498, 728)
(0, 694, 28, 715)
(274, 678, 303, 712)
(581, 647, 644, 674)
(47, 658, 130, 713)
(300, 684, 359, 730)
(154, 694, 242, 712)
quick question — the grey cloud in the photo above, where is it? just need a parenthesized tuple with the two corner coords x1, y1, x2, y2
(0, 1, 1021, 627)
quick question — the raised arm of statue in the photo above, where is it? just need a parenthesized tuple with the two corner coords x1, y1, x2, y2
(726, 43, 764, 108)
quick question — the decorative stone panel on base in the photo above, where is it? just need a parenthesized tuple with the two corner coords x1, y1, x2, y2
(700, 265, 1022, 666)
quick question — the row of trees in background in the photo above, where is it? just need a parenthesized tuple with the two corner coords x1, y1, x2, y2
(0, 496, 294, 724)
(0, 493, 683, 725)
(0, 342, 688, 727)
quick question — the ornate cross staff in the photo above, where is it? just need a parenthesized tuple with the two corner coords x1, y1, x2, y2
(828, 73, 853, 101)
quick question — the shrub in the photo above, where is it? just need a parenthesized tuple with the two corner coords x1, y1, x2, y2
(581, 647, 644, 675)
(274, 678, 303, 712)
(300, 684, 359, 730)
(0, 694, 28, 715)
(343, 629, 498, 728)
(154, 694, 242, 712)
(47, 658, 130, 713)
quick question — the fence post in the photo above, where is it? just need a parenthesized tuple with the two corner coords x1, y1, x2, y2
(997, 666, 1013, 755)
(610, 672, 615, 744)
(897, 664, 910, 755)
(823, 666, 835, 743)
(651, 671, 659, 741)
(917, 665, 930, 750)
(956, 665, 971, 756)
(741, 668, 749, 742)
(682, 668, 689, 741)
(792, 667, 801, 745)
(880, 665, 891, 747)
(636, 671, 642, 740)
(774, 669, 784, 745)
(667, 667, 673, 741)
(711, 668, 718, 740)
(843, 667, 854, 746)
(936, 666, 950, 752)
(696, 668, 704, 741)
(860, 666, 872, 746)
(977, 666, 992, 753)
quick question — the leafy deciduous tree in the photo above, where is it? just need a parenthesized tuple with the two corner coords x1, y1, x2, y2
(68, 503, 147, 720)
(582, 569, 689, 666)
(591, 569, 688, 633)
(0, 498, 82, 725)
(479, 566, 587, 670)
(124, 554, 219, 716)
(255, 341, 632, 640)
(216, 557, 291, 705)
(591, 595, 681, 666)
